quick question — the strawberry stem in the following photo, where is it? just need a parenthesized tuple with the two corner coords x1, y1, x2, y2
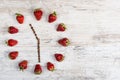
(29, 24, 40, 63)
(15, 13, 22, 16)
(34, 8, 41, 11)
(20, 67, 24, 71)
(53, 11, 56, 16)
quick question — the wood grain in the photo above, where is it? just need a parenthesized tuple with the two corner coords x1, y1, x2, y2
(0, 0, 120, 80)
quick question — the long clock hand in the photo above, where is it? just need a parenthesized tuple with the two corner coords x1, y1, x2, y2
(29, 24, 40, 63)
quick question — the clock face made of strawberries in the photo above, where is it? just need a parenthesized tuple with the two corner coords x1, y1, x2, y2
(6, 8, 70, 74)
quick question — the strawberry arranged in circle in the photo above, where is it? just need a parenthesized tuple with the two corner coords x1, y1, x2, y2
(58, 38, 70, 47)
(16, 13, 24, 24)
(7, 39, 18, 47)
(9, 51, 18, 60)
(48, 11, 57, 23)
(34, 8, 43, 21)
(54, 53, 64, 62)
(18, 60, 28, 71)
(8, 26, 19, 34)
(57, 23, 66, 31)
(34, 64, 42, 74)
(47, 62, 55, 71)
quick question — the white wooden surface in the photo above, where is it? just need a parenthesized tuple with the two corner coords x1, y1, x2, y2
(0, 0, 120, 80)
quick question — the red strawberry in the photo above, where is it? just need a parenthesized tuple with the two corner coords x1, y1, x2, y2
(57, 23, 66, 31)
(34, 64, 42, 74)
(9, 51, 18, 60)
(8, 26, 19, 34)
(54, 53, 64, 62)
(16, 13, 24, 24)
(34, 8, 43, 21)
(7, 39, 18, 47)
(48, 11, 57, 23)
(58, 38, 70, 47)
(18, 60, 28, 71)
(47, 62, 54, 71)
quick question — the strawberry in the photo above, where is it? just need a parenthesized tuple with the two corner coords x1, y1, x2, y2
(47, 62, 54, 71)
(18, 60, 28, 71)
(16, 13, 24, 24)
(34, 64, 42, 74)
(34, 8, 43, 21)
(58, 38, 70, 47)
(48, 11, 57, 23)
(8, 26, 19, 34)
(7, 39, 18, 47)
(57, 23, 66, 31)
(9, 51, 18, 60)
(54, 53, 64, 62)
